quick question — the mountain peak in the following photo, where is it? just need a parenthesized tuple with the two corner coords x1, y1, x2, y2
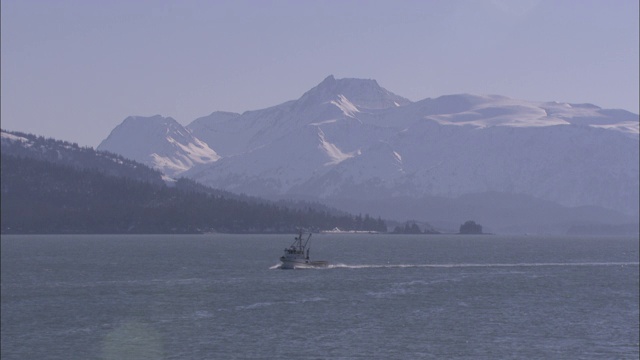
(298, 76, 411, 110)
(319, 74, 336, 85)
(313, 75, 380, 93)
(119, 114, 180, 129)
(98, 115, 219, 177)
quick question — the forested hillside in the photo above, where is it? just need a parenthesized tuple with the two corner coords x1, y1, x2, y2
(1, 130, 165, 185)
(0, 130, 386, 234)
(1, 154, 386, 234)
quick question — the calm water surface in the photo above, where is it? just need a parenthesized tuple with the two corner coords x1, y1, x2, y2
(1, 234, 638, 359)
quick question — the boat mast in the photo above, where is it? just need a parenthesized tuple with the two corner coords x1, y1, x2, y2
(302, 231, 312, 258)
(291, 228, 312, 254)
(303, 232, 312, 249)
(297, 228, 304, 252)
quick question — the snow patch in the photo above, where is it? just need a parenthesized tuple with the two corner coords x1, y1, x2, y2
(393, 151, 402, 163)
(309, 119, 338, 126)
(1, 131, 30, 143)
(590, 121, 639, 134)
(430, 115, 571, 128)
(150, 153, 190, 174)
(427, 100, 572, 128)
(330, 95, 360, 119)
(162, 174, 177, 183)
(317, 129, 359, 165)
(166, 136, 221, 164)
(150, 136, 220, 174)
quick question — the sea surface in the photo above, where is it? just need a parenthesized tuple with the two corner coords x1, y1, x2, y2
(1, 234, 638, 359)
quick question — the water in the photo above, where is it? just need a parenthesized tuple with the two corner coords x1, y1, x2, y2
(1, 234, 638, 359)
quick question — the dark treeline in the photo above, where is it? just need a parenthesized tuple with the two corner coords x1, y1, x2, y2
(392, 221, 440, 234)
(1, 154, 387, 234)
(1, 130, 165, 185)
(459, 220, 483, 234)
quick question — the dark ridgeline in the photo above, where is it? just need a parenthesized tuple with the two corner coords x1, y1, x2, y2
(1, 130, 165, 185)
(0, 130, 387, 234)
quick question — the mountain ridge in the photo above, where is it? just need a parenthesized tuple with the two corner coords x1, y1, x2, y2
(96, 76, 639, 234)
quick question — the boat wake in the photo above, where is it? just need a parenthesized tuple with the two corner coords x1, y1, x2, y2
(325, 261, 639, 269)
(229, 297, 326, 311)
(270, 262, 638, 270)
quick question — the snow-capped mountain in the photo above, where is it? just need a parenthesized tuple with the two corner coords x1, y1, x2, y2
(99, 76, 639, 232)
(97, 115, 219, 177)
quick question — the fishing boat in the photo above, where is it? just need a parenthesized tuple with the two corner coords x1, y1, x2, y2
(279, 229, 328, 269)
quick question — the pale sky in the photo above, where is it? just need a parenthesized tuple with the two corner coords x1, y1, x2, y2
(2, 0, 638, 147)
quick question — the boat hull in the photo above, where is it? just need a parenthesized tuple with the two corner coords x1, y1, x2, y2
(280, 258, 329, 269)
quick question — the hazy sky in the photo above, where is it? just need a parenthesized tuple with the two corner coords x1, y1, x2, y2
(2, 0, 638, 147)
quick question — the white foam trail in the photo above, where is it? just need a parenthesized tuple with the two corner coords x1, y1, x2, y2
(232, 297, 326, 311)
(327, 262, 639, 269)
(235, 302, 274, 311)
(269, 262, 638, 270)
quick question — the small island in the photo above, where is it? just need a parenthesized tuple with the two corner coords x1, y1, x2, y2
(459, 220, 483, 234)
